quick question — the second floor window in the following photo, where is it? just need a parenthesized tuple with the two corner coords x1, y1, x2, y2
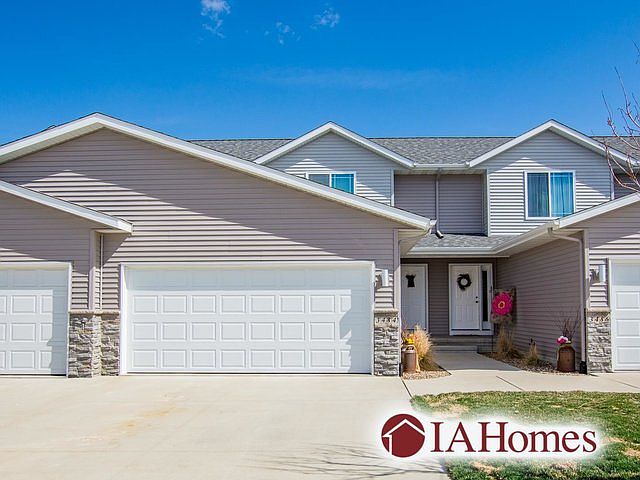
(307, 172, 355, 194)
(525, 171, 575, 219)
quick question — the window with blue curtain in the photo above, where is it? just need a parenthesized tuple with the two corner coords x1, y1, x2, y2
(550, 172, 574, 216)
(307, 172, 355, 193)
(526, 171, 574, 218)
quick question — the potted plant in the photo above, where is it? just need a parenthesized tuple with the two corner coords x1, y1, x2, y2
(555, 311, 580, 372)
(401, 331, 417, 374)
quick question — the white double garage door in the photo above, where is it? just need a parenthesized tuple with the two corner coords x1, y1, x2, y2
(123, 263, 374, 374)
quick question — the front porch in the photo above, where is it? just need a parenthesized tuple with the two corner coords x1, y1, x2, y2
(400, 257, 498, 352)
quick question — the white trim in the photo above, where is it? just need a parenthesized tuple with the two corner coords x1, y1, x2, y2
(467, 119, 632, 168)
(254, 122, 415, 168)
(555, 192, 640, 229)
(0, 114, 430, 231)
(523, 170, 576, 220)
(304, 171, 357, 194)
(119, 260, 376, 375)
(119, 262, 127, 375)
(0, 179, 133, 232)
(448, 263, 493, 336)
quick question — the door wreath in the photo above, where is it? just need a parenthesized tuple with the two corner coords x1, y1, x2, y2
(456, 273, 472, 291)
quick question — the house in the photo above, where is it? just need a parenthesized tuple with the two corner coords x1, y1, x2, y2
(0, 113, 637, 376)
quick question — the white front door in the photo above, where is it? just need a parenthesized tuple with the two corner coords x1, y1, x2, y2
(449, 264, 482, 334)
(124, 263, 373, 374)
(401, 265, 428, 329)
(0, 265, 69, 374)
(611, 262, 640, 371)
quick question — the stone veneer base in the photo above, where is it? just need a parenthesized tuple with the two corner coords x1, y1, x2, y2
(586, 309, 612, 373)
(373, 308, 400, 376)
(68, 310, 120, 378)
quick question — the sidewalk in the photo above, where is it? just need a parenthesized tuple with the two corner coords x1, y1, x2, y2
(405, 352, 640, 396)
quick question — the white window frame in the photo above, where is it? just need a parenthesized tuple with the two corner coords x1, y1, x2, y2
(524, 170, 576, 220)
(305, 171, 357, 194)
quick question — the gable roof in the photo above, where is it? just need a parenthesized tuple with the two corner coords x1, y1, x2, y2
(466, 119, 631, 167)
(252, 122, 415, 168)
(0, 113, 432, 232)
(194, 133, 628, 167)
(0, 179, 133, 232)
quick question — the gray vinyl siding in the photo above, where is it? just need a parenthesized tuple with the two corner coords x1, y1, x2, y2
(485, 131, 613, 236)
(613, 173, 635, 198)
(0, 129, 402, 310)
(394, 175, 436, 218)
(438, 175, 484, 234)
(0, 191, 97, 309)
(497, 238, 582, 363)
(393, 174, 484, 234)
(268, 132, 400, 205)
(403, 257, 496, 337)
(575, 202, 640, 308)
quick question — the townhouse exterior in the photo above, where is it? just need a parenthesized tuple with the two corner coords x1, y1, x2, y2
(0, 113, 638, 377)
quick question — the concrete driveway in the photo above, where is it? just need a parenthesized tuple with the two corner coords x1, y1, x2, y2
(0, 375, 445, 480)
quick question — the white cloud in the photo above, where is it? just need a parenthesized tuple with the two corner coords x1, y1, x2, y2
(201, 0, 231, 37)
(275, 21, 297, 45)
(313, 7, 340, 28)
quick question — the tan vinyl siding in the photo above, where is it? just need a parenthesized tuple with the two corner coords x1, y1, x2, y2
(0, 191, 97, 309)
(486, 131, 612, 236)
(438, 174, 484, 234)
(497, 238, 582, 363)
(394, 174, 436, 218)
(403, 257, 496, 337)
(0, 129, 401, 310)
(268, 132, 400, 205)
(575, 202, 640, 308)
(394, 174, 484, 234)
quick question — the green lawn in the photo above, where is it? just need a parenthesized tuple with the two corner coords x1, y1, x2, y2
(412, 392, 640, 480)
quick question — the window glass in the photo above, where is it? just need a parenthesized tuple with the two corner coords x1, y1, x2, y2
(550, 172, 574, 216)
(527, 173, 550, 217)
(308, 173, 330, 186)
(331, 173, 355, 193)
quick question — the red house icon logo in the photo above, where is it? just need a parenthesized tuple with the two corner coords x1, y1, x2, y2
(381, 414, 426, 457)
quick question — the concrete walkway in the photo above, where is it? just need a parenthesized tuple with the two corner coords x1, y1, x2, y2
(0, 375, 446, 480)
(405, 352, 640, 396)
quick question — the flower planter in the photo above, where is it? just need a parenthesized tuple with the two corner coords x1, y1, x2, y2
(557, 344, 576, 372)
(402, 346, 417, 374)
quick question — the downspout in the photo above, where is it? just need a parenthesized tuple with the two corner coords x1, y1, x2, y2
(548, 228, 587, 370)
(435, 172, 441, 231)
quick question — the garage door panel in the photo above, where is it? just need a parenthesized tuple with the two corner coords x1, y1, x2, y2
(0, 268, 68, 375)
(612, 263, 640, 371)
(126, 264, 372, 373)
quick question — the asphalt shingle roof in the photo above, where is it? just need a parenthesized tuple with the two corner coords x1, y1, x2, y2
(192, 135, 625, 166)
(411, 234, 518, 250)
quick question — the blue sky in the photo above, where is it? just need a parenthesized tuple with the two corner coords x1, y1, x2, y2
(1, 1, 639, 143)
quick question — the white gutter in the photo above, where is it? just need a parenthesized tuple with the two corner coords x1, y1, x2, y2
(547, 229, 587, 368)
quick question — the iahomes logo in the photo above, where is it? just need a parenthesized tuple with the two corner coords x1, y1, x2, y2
(380, 413, 599, 459)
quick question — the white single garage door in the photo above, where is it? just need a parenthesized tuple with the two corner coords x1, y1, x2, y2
(124, 263, 374, 373)
(0, 265, 69, 374)
(611, 262, 640, 371)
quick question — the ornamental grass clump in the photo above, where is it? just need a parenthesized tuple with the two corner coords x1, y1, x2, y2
(413, 325, 436, 371)
(524, 339, 542, 366)
(496, 326, 520, 360)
